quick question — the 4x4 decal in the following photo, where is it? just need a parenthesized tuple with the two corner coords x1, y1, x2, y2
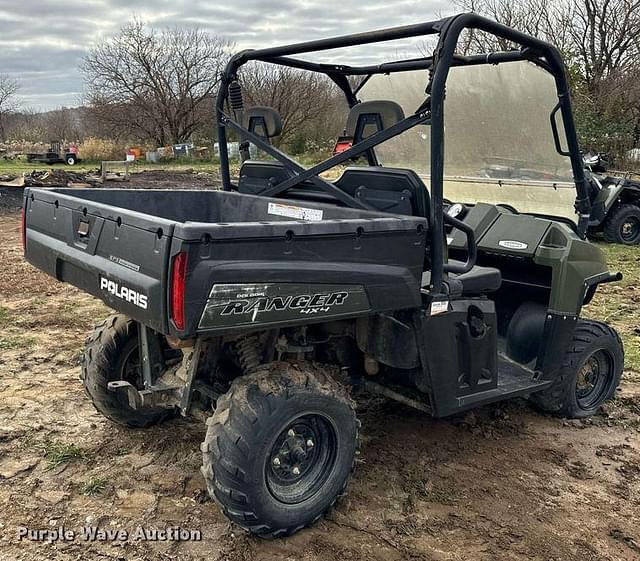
(199, 284, 369, 329)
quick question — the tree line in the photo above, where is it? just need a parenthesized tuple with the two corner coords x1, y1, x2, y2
(1, 2, 639, 161)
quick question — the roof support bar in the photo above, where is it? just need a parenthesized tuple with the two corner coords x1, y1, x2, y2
(254, 50, 528, 77)
(239, 20, 443, 61)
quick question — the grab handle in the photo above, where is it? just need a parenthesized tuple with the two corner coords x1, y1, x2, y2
(443, 214, 476, 274)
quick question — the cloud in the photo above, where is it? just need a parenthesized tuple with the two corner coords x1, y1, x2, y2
(0, 0, 455, 110)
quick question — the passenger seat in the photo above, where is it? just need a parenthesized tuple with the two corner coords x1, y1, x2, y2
(422, 262, 502, 297)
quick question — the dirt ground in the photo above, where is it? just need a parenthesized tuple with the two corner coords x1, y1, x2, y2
(1, 179, 640, 560)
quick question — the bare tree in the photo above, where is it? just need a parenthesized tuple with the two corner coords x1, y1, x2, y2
(570, 0, 640, 88)
(43, 108, 80, 142)
(454, 0, 640, 87)
(82, 20, 232, 145)
(3, 108, 45, 143)
(240, 63, 345, 147)
(0, 75, 20, 141)
(453, 0, 640, 155)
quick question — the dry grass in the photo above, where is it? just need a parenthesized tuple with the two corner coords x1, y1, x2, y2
(77, 137, 128, 161)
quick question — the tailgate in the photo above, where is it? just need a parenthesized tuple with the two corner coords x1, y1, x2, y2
(23, 188, 175, 333)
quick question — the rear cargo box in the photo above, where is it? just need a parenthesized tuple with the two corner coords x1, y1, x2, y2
(24, 188, 427, 337)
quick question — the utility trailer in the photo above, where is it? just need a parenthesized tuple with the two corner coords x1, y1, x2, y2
(23, 13, 624, 539)
(26, 141, 80, 166)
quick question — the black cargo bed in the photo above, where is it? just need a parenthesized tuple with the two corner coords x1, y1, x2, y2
(24, 188, 428, 338)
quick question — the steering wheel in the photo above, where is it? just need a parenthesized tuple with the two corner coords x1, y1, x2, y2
(445, 202, 469, 220)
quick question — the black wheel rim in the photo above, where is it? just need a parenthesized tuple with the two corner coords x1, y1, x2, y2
(266, 414, 338, 504)
(575, 349, 614, 409)
(620, 216, 640, 243)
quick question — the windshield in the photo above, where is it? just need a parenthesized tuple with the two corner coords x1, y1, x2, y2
(359, 62, 578, 222)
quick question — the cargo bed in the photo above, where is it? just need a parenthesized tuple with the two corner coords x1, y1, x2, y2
(24, 188, 427, 338)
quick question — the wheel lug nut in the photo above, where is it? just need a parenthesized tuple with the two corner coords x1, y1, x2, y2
(287, 429, 295, 437)
(273, 457, 281, 466)
(292, 466, 300, 476)
(306, 439, 314, 448)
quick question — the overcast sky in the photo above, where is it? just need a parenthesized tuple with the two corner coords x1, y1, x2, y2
(0, 0, 457, 111)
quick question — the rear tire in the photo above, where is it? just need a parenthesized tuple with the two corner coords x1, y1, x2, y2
(81, 315, 174, 428)
(530, 320, 623, 418)
(201, 361, 359, 538)
(604, 204, 640, 245)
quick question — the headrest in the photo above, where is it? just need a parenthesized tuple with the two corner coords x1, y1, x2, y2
(345, 100, 405, 138)
(243, 106, 282, 138)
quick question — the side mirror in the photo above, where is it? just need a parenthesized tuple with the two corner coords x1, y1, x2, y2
(550, 102, 570, 157)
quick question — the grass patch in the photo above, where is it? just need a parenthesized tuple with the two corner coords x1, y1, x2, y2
(0, 160, 100, 175)
(406, 478, 461, 506)
(18, 429, 40, 450)
(0, 159, 221, 176)
(81, 477, 108, 496)
(588, 243, 640, 372)
(0, 334, 36, 350)
(44, 441, 88, 471)
(417, 484, 460, 505)
(59, 300, 78, 313)
(0, 306, 11, 326)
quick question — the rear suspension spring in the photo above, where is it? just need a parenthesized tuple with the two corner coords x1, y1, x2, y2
(235, 337, 261, 375)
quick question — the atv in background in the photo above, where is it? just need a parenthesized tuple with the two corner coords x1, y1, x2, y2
(478, 153, 609, 182)
(575, 151, 640, 244)
(583, 151, 611, 174)
(453, 152, 640, 245)
(26, 141, 80, 166)
(479, 156, 570, 181)
(482, 151, 640, 246)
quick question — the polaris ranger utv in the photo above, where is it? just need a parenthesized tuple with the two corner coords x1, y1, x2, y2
(23, 13, 624, 538)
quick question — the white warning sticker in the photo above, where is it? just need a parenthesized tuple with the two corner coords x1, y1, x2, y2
(268, 202, 323, 221)
(430, 300, 449, 316)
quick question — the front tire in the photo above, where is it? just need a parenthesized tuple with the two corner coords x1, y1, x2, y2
(66, 155, 77, 166)
(81, 315, 175, 428)
(604, 203, 640, 245)
(201, 362, 359, 538)
(530, 320, 623, 418)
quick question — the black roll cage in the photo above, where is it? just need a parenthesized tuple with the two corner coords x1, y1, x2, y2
(215, 12, 590, 295)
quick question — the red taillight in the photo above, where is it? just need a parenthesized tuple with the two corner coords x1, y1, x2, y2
(170, 251, 188, 331)
(334, 141, 352, 154)
(21, 207, 26, 251)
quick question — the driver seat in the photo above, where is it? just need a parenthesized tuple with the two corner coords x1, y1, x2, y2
(422, 261, 502, 297)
